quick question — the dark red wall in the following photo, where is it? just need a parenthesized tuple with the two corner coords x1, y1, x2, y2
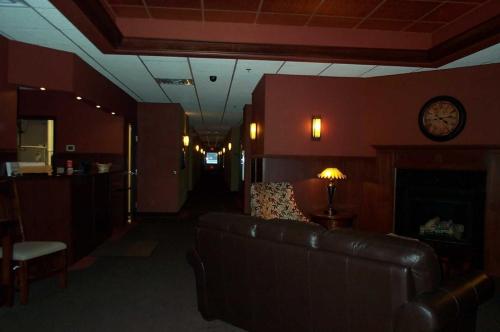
(18, 90, 124, 154)
(253, 63, 500, 157)
(0, 89, 17, 151)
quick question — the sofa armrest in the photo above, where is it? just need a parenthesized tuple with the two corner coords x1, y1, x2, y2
(394, 271, 494, 332)
(186, 248, 214, 321)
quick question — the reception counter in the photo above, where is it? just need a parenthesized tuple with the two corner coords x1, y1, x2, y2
(15, 172, 126, 263)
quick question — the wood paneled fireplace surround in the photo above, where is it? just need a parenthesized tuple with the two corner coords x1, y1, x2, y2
(372, 146, 500, 277)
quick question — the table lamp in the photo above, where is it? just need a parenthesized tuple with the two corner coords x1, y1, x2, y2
(317, 167, 346, 216)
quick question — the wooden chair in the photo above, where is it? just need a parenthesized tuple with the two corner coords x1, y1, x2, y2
(0, 179, 67, 305)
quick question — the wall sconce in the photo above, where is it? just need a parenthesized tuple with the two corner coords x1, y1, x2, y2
(250, 122, 257, 140)
(183, 135, 189, 147)
(228, 143, 232, 151)
(311, 116, 321, 140)
(222, 147, 226, 154)
(195, 145, 199, 152)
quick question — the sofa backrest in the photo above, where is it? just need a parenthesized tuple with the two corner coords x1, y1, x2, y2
(196, 213, 442, 332)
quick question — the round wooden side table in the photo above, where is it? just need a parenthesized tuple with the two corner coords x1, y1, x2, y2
(310, 211, 355, 230)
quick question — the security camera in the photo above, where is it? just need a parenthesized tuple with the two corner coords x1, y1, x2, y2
(209, 76, 217, 82)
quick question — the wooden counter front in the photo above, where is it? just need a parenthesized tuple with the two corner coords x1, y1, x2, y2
(15, 173, 124, 263)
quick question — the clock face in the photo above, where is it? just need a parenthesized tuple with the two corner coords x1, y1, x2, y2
(419, 96, 466, 141)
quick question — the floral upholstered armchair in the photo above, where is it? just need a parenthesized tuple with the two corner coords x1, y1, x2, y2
(250, 182, 309, 222)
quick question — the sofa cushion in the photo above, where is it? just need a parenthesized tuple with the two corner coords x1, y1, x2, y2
(250, 182, 309, 222)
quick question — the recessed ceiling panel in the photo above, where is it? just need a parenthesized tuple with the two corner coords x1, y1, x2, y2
(0, 7, 52, 30)
(278, 61, 332, 75)
(320, 63, 377, 77)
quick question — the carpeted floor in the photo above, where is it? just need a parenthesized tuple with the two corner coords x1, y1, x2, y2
(0, 170, 498, 331)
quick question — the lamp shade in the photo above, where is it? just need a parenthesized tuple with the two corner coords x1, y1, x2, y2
(317, 168, 346, 180)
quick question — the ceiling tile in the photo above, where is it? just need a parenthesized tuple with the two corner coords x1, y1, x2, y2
(37, 8, 77, 30)
(358, 19, 411, 31)
(204, 0, 261, 11)
(142, 56, 192, 78)
(317, 0, 382, 17)
(371, 1, 440, 20)
(144, 0, 201, 8)
(308, 15, 360, 28)
(422, 3, 477, 22)
(24, 0, 54, 8)
(361, 65, 420, 77)
(405, 21, 444, 33)
(278, 61, 331, 75)
(205, 10, 257, 23)
(0, 7, 53, 30)
(257, 13, 309, 26)
(149, 8, 201, 20)
(190, 58, 236, 119)
(320, 63, 376, 77)
(440, 42, 500, 69)
(110, 6, 149, 18)
(261, 0, 323, 14)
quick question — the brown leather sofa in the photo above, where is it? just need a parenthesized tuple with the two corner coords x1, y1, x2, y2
(187, 212, 494, 332)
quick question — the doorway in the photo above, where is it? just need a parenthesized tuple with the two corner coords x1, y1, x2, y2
(17, 118, 54, 166)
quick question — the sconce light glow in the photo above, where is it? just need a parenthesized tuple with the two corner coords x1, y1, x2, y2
(228, 143, 232, 151)
(250, 122, 257, 140)
(311, 116, 321, 140)
(96, 105, 101, 109)
(222, 147, 226, 154)
(195, 145, 199, 152)
(183, 135, 189, 147)
(111, 112, 116, 115)
(76, 96, 82, 100)
(40, 87, 46, 91)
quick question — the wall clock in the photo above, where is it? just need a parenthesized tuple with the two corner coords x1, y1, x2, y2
(418, 96, 466, 142)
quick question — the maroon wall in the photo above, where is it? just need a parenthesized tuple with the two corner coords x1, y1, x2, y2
(253, 63, 500, 157)
(137, 103, 184, 213)
(8, 41, 74, 92)
(0, 89, 17, 151)
(18, 90, 124, 154)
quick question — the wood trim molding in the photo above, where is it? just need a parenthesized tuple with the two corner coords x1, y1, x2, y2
(52, 1, 500, 67)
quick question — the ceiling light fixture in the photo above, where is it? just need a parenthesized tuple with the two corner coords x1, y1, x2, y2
(96, 105, 101, 109)
(76, 96, 82, 100)
(40, 87, 46, 91)
(111, 112, 116, 115)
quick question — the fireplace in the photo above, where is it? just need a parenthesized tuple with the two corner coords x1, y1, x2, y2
(394, 168, 486, 274)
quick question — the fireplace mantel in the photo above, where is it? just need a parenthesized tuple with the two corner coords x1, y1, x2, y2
(365, 145, 500, 277)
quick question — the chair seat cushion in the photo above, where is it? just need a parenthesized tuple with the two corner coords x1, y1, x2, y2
(0, 241, 67, 260)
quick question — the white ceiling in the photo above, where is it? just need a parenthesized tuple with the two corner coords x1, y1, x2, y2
(0, 0, 499, 145)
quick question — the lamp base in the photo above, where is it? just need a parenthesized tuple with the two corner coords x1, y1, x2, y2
(325, 208, 337, 217)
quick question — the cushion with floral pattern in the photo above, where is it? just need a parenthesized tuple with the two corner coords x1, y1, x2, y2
(250, 182, 309, 222)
